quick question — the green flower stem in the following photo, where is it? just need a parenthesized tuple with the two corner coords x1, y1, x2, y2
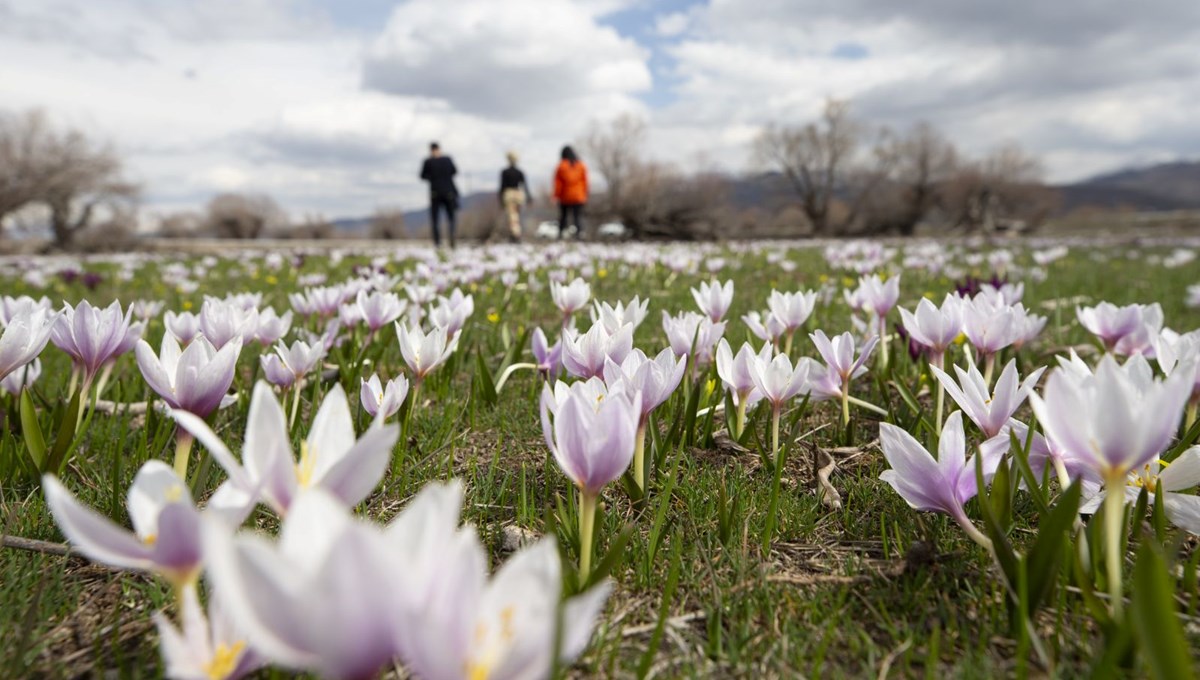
(1103, 476, 1126, 619)
(633, 422, 647, 492)
(578, 490, 597, 582)
(173, 430, 195, 481)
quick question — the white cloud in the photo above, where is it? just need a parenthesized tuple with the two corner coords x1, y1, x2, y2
(654, 12, 690, 38)
(362, 0, 651, 120)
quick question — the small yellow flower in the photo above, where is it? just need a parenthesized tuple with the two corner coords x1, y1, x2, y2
(598, 268, 608, 278)
(487, 312, 500, 324)
(182, 300, 193, 310)
(818, 274, 830, 283)
(470, 283, 479, 292)
(954, 332, 967, 345)
(266, 275, 278, 285)
(841, 276, 855, 287)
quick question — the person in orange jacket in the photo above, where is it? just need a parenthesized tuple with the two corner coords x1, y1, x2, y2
(553, 145, 588, 239)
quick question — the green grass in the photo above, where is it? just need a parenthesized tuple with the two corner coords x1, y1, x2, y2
(1, 239, 1199, 678)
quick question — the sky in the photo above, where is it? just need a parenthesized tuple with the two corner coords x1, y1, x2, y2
(2, 0, 1198, 221)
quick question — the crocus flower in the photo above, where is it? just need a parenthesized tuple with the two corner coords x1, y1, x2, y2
(602, 348, 686, 491)
(0, 294, 52, 324)
(395, 322, 459, 383)
(173, 381, 400, 517)
(136, 335, 242, 419)
(260, 354, 296, 389)
(562, 322, 634, 380)
(267, 339, 327, 386)
(530, 327, 563, 380)
(1029, 352, 1193, 616)
(750, 352, 810, 413)
(692, 279, 734, 323)
(350, 290, 404, 334)
(153, 585, 263, 680)
(1029, 354, 1192, 482)
(1079, 447, 1200, 532)
(0, 357, 40, 396)
(550, 278, 591, 320)
(199, 299, 259, 350)
(961, 294, 1021, 359)
(397, 537, 612, 680)
(429, 288, 474, 337)
(932, 359, 1045, 438)
(165, 310, 202, 346)
(253, 308, 293, 346)
(879, 411, 1007, 549)
(52, 300, 142, 387)
(662, 311, 726, 367)
(898, 295, 963, 362)
(766, 289, 819, 333)
(0, 305, 56, 383)
(592, 296, 649, 333)
(202, 489, 411, 679)
(540, 383, 640, 577)
(852, 274, 901, 318)
(810, 329, 878, 425)
(715, 339, 772, 408)
(742, 310, 786, 347)
(1076, 302, 1142, 350)
(360, 373, 409, 421)
(42, 461, 208, 588)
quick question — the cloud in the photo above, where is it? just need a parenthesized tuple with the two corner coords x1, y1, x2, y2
(652, 0, 1200, 181)
(362, 0, 652, 119)
(654, 12, 690, 38)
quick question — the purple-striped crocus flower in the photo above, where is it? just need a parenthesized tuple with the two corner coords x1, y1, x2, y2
(603, 347, 686, 491)
(932, 359, 1045, 439)
(164, 310, 202, 346)
(692, 279, 734, 323)
(879, 411, 1008, 550)
(42, 460, 225, 589)
(52, 299, 143, 391)
(154, 585, 264, 680)
(0, 305, 56, 383)
(173, 381, 399, 518)
(360, 373, 409, 421)
(136, 334, 241, 420)
(541, 382, 640, 578)
(562, 322, 634, 380)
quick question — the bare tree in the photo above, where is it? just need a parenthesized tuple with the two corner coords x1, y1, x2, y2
(158, 211, 205, 238)
(0, 109, 138, 248)
(861, 122, 959, 235)
(205, 193, 285, 239)
(581, 113, 647, 234)
(753, 99, 862, 236)
(615, 162, 728, 240)
(368, 208, 407, 239)
(943, 142, 1059, 233)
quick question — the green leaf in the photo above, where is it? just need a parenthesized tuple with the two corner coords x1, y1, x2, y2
(975, 452, 1018, 584)
(587, 522, 635, 590)
(19, 388, 46, 473)
(474, 348, 497, 407)
(46, 390, 81, 475)
(636, 534, 683, 679)
(1026, 481, 1082, 611)
(1132, 540, 1195, 680)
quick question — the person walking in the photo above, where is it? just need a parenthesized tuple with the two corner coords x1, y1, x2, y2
(498, 151, 532, 242)
(553, 145, 588, 240)
(420, 141, 459, 248)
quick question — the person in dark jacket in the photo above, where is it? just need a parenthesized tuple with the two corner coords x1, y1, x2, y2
(553, 145, 587, 240)
(498, 151, 532, 241)
(420, 142, 458, 248)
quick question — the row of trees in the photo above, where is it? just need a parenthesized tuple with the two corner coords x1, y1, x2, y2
(582, 103, 1059, 239)
(2, 104, 1062, 248)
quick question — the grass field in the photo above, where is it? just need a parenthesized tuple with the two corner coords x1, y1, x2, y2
(2, 236, 1199, 678)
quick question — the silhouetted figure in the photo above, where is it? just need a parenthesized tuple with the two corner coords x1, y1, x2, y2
(420, 142, 458, 248)
(553, 146, 588, 240)
(498, 151, 532, 241)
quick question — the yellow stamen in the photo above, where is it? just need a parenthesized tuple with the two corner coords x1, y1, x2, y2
(295, 441, 317, 488)
(203, 641, 246, 680)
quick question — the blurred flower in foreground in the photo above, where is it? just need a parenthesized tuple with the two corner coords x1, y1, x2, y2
(154, 586, 263, 680)
(43, 461, 211, 589)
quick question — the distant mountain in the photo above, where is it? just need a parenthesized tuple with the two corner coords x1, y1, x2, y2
(1055, 160, 1200, 213)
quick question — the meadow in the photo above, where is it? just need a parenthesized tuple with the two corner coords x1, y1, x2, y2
(1, 236, 1199, 679)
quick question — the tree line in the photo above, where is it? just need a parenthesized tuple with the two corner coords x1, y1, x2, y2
(0, 103, 1061, 249)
